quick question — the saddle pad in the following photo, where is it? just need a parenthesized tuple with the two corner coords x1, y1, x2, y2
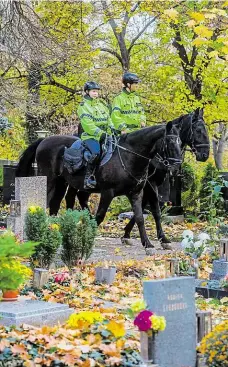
(100, 136, 116, 166)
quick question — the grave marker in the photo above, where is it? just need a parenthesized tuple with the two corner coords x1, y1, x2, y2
(143, 277, 196, 367)
(7, 176, 47, 239)
(3, 163, 17, 205)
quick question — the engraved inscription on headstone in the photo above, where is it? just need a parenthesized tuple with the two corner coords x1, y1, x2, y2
(143, 277, 196, 367)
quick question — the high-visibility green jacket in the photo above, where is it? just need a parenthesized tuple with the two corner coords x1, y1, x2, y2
(111, 89, 146, 133)
(77, 96, 113, 141)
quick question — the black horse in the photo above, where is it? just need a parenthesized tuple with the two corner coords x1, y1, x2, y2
(64, 108, 210, 245)
(16, 122, 182, 250)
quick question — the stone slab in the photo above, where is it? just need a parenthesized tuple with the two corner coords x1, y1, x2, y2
(211, 260, 228, 280)
(0, 300, 74, 327)
(143, 277, 196, 367)
(166, 215, 185, 223)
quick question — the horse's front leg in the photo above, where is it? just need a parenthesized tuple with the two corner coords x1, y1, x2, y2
(147, 186, 172, 249)
(95, 189, 114, 225)
(77, 190, 91, 211)
(122, 191, 148, 243)
(65, 186, 78, 210)
(127, 190, 154, 249)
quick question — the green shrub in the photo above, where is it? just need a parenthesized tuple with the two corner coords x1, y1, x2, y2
(59, 209, 97, 272)
(199, 163, 225, 220)
(181, 162, 200, 213)
(25, 206, 62, 269)
(109, 196, 131, 217)
(181, 162, 195, 192)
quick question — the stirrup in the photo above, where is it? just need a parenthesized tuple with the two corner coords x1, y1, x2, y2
(84, 175, 96, 189)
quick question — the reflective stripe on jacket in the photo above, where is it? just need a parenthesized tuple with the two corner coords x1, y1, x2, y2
(77, 96, 113, 141)
(111, 89, 146, 132)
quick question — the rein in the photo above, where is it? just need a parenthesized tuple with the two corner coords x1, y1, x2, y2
(111, 129, 180, 185)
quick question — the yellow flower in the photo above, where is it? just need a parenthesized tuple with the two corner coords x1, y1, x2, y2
(67, 311, 104, 329)
(150, 315, 166, 332)
(29, 206, 41, 214)
(107, 320, 125, 338)
(131, 300, 146, 314)
(49, 223, 60, 231)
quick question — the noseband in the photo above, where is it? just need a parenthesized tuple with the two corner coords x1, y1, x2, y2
(183, 114, 210, 154)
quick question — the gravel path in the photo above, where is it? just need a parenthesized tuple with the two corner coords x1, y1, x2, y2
(89, 236, 181, 262)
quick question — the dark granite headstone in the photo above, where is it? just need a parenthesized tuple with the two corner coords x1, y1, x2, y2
(3, 164, 17, 205)
(143, 277, 196, 367)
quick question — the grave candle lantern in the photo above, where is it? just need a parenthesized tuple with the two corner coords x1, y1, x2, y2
(219, 238, 228, 261)
(196, 310, 212, 343)
(9, 199, 21, 217)
(165, 258, 180, 277)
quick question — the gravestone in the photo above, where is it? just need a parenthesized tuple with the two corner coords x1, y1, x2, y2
(7, 176, 47, 239)
(3, 163, 17, 205)
(143, 277, 196, 367)
(0, 299, 73, 327)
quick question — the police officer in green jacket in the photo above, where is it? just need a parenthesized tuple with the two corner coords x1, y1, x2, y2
(77, 81, 113, 189)
(111, 72, 146, 134)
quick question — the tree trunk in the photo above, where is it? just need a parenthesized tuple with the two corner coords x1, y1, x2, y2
(212, 122, 228, 170)
(25, 62, 42, 143)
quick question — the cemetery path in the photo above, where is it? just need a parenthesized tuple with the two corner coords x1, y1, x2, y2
(89, 237, 181, 262)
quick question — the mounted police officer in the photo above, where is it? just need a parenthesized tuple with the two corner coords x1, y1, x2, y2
(77, 81, 113, 189)
(111, 72, 146, 134)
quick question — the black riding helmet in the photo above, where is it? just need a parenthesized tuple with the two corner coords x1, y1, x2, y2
(122, 72, 141, 86)
(84, 81, 101, 92)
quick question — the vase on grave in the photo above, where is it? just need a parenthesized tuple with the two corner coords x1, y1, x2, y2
(140, 331, 158, 365)
(95, 266, 116, 284)
(210, 238, 228, 280)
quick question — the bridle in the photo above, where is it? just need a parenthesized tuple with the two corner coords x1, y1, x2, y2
(111, 127, 182, 185)
(178, 113, 210, 156)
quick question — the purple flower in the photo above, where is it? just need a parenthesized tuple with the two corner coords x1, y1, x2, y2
(134, 310, 153, 332)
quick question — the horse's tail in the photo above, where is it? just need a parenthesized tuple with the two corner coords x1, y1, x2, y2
(16, 138, 44, 177)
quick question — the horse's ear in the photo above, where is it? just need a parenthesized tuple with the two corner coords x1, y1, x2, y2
(194, 107, 204, 118)
(166, 120, 173, 133)
(199, 108, 204, 118)
(194, 107, 200, 117)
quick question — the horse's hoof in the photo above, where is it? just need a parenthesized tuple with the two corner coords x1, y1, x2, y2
(121, 237, 134, 246)
(160, 236, 171, 244)
(161, 243, 173, 250)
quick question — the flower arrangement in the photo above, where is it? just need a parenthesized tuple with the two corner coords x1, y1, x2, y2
(181, 230, 211, 258)
(199, 320, 228, 366)
(67, 311, 104, 329)
(129, 300, 166, 334)
(54, 272, 70, 284)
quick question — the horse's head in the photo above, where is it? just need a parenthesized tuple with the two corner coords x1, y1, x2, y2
(151, 122, 182, 172)
(182, 108, 210, 162)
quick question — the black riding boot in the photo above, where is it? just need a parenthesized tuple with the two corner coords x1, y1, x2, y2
(84, 155, 97, 189)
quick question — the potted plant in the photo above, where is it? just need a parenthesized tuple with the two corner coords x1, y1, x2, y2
(0, 233, 37, 300)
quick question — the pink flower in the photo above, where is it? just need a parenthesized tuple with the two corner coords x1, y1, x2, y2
(54, 272, 70, 284)
(134, 310, 154, 332)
